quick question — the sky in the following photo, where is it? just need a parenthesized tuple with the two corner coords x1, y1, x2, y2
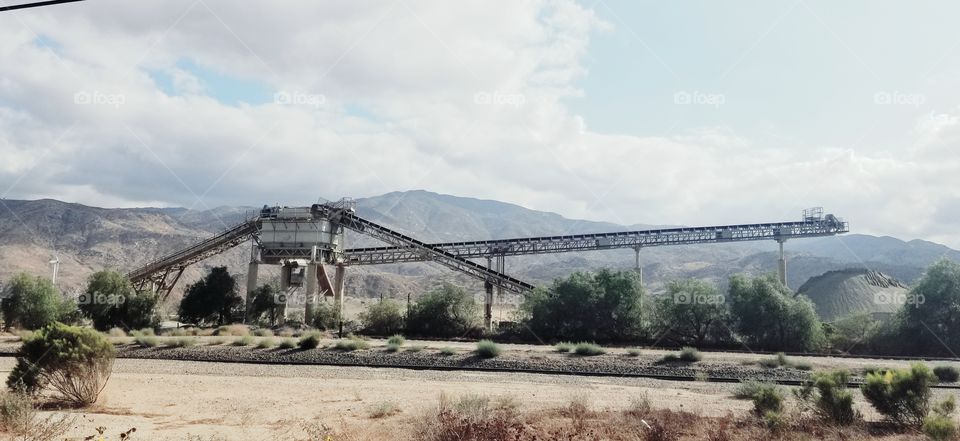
(0, 0, 959, 247)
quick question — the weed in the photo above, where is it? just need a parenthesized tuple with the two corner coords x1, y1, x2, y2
(257, 337, 276, 349)
(626, 348, 641, 357)
(554, 342, 573, 353)
(279, 338, 297, 349)
(573, 342, 605, 356)
(475, 340, 502, 358)
(232, 335, 254, 346)
(368, 401, 401, 419)
(299, 332, 322, 350)
(334, 336, 370, 351)
(439, 347, 456, 356)
(387, 334, 406, 346)
(934, 365, 960, 383)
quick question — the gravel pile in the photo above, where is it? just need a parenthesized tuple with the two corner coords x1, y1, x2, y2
(115, 343, 815, 383)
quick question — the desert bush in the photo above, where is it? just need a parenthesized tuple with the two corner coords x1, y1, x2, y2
(359, 300, 405, 336)
(415, 393, 524, 441)
(7, 323, 114, 405)
(627, 348, 641, 357)
(167, 337, 198, 348)
(256, 337, 275, 349)
(334, 336, 370, 351)
(554, 342, 573, 353)
(733, 380, 771, 400)
(519, 270, 645, 342)
(406, 345, 426, 353)
(134, 335, 159, 348)
(107, 327, 126, 337)
(0, 390, 74, 441)
(80, 270, 158, 331)
(298, 332, 322, 350)
(573, 342, 605, 356)
(279, 338, 297, 349)
(368, 400, 401, 419)
(232, 335, 254, 346)
(796, 369, 858, 425)
(934, 366, 960, 383)
(406, 284, 481, 338)
(749, 383, 784, 416)
(387, 334, 406, 346)
(386, 343, 401, 352)
(439, 347, 456, 356)
(679, 347, 702, 362)
(861, 362, 936, 427)
(924, 395, 957, 441)
(216, 324, 249, 336)
(253, 328, 273, 337)
(1, 273, 76, 330)
(475, 340, 502, 358)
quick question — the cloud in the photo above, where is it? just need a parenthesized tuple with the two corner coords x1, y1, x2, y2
(0, 0, 958, 248)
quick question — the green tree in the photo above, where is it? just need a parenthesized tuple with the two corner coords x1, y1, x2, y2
(826, 313, 880, 353)
(728, 274, 825, 351)
(178, 267, 242, 326)
(896, 259, 960, 356)
(80, 270, 158, 331)
(651, 279, 731, 346)
(406, 283, 480, 338)
(520, 269, 645, 342)
(1, 273, 76, 330)
(359, 300, 405, 335)
(247, 284, 281, 326)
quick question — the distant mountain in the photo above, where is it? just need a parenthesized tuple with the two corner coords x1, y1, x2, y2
(0, 191, 954, 304)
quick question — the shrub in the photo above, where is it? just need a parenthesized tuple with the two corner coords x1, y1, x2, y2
(728, 274, 826, 351)
(386, 343, 401, 353)
(387, 334, 406, 346)
(134, 335, 159, 348)
(107, 327, 126, 338)
(1, 273, 76, 330)
(439, 347, 456, 356)
(368, 400, 401, 419)
(924, 396, 957, 441)
(298, 332, 322, 350)
(178, 267, 243, 326)
(360, 300, 406, 335)
(216, 324, 249, 337)
(253, 328, 273, 337)
(763, 411, 787, 431)
(7, 323, 115, 405)
(861, 363, 936, 427)
(651, 279, 732, 346)
(573, 342, 605, 356)
(232, 335, 254, 346)
(750, 384, 784, 416)
(79, 270, 158, 331)
(733, 381, 770, 400)
(796, 369, 858, 425)
(554, 342, 573, 353)
(334, 336, 370, 351)
(934, 366, 960, 383)
(415, 393, 524, 441)
(279, 338, 297, 349)
(0, 390, 74, 440)
(257, 338, 275, 349)
(476, 340, 502, 358)
(627, 348, 641, 357)
(406, 284, 481, 338)
(406, 345, 426, 353)
(679, 347, 702, 362)
(167, 337, 198, 348)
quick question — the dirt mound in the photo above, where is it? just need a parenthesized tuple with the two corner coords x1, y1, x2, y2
(797, 268, 909, 322)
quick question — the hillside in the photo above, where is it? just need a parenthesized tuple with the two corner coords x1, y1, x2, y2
(0, 191, 954, 305)
(796, 269, 909, 321)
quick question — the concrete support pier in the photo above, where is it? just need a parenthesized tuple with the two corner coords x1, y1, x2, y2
(633, 246, 643, 287)
(333, 264, 346, 333)
(777, 239, 787, 288)
(304, 263, 317, 325)
(279, 264, 292, 322)
(245, 261, 258, 323)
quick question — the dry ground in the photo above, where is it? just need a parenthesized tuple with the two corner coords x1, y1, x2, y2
(0, 355, 947, 440)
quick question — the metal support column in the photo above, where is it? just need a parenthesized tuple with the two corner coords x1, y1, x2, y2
(633, 246, 643, 287)
(484, 257, 494, 330)
(777, 239, 787, 288)
(333, 264, 346, 336)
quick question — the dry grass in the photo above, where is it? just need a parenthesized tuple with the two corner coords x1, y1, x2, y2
(217, 324, 250, 337)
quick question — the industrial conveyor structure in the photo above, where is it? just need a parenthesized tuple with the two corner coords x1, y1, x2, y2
(128, 202, 848, 329)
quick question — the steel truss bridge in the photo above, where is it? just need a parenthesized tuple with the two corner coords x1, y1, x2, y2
(127, 202, 848, 327)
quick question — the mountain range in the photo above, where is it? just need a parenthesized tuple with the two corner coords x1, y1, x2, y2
(0, 190, 955, 304)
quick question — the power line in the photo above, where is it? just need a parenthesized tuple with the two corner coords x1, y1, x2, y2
(0, 0, 86, 12)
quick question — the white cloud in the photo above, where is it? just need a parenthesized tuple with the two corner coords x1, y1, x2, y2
(0, 0, 958, 248)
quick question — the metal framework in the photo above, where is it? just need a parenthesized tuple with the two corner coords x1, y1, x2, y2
(341, 215, 850, 265)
